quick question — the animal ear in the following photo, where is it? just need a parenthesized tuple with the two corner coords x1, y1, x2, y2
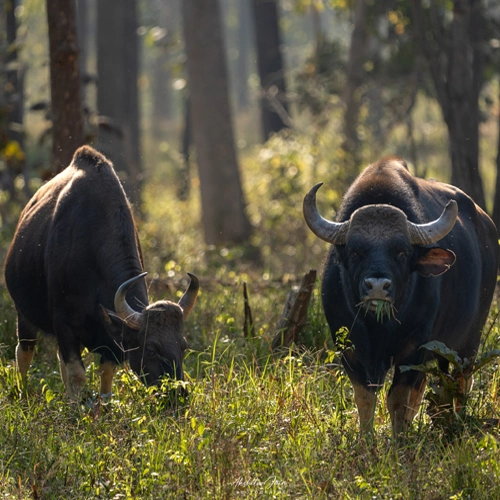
(100, 305, 139, 347)
(416, 248, 456, 277)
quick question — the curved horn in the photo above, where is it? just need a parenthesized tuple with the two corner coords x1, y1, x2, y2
(178, 273, 199, 319)
(303, 183, 349, 244)
(408, 200, 458, 245)
(114, 272, 147, 330)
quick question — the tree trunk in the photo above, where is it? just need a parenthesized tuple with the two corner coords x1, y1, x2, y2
(97, 0, 141, 203)
(151, 50, 172, 135)
(237, 0, 251, 110)
(492, 80, 500, 231)
(342, 0, 368, 176)
(182, 0, 252, 245)
(252, 0, 289, 141)
(123, 0, 141, 200)
(6, 0, 24, 147)
(177, 94, 191, 201)
(97, 1, 126, 175)
(5, 0, 29, 198)
(411, 0, 485, 208)
(151, 2, 175, 137)
(445, 0, 484, 207)
(76, 0, 88, 103)
(46, 0, 84, 173)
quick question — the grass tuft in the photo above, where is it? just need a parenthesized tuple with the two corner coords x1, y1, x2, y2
(374, 300, 394, 323)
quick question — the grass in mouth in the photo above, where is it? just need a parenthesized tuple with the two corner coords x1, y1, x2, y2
(368, 300, 398, 323)
(375, 300, 391, 322)
(357, 299, 396, 322)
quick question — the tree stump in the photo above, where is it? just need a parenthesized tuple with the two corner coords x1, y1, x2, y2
(271, 269, 317, 352)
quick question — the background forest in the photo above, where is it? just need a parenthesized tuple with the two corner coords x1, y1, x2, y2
(1, 0, 500, 498)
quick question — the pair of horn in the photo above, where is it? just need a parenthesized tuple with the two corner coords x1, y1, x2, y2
(114, 272, 199, 330)
(303, 183, 458, 246)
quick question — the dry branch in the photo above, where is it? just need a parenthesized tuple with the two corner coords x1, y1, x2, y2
(243, 282, 255, 338)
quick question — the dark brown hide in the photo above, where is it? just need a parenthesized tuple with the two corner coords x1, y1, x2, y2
(304, 156, 498, 435)
(5, 146, 198, 399)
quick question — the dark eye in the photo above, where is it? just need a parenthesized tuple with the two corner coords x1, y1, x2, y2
(145, 347, 156, 357)
(397, 251, 407, 260)
(349, 250, 359, 258)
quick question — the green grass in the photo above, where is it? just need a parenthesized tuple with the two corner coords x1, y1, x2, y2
(1, 121, 500, 498)
(0, 284, 499, 498)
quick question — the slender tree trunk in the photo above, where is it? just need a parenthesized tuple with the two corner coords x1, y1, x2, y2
(97, 0, 141, 203)
(5, 0, 29, 198)
(76, 0, 87, 103)
(151, 2, 174, 138)
(252, 0, 289, 141)
(123, 0, 141, 199)
(237, 0, 251, 110)
(342, 0, 368, 176)
(151, 51, 171, 134)
(446, 0, 484, 206)
(97, 1, 126, 174)
(492, 80, 500, 230)
(46, 0, 84, 173)
(6, 0, 24, 147)
(182, 0, 252, 245)
(411, 0, 485, 208)
(177, 94, 191, 201)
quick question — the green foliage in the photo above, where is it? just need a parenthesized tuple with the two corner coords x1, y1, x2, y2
(0, 303, 500, 497)
(140, 128, 348, 281)
(400, 340, 500, 382)
(295, 38, 346, 120)
(1, 111, 498, 496)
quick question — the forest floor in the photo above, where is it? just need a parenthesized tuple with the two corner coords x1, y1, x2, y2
(0, 133, 500, 498)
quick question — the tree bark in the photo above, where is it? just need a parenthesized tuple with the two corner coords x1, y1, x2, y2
(46, 0, 84, 173)
(182, 0, 252, 245)
(6, 0, 24, 147)
(97, 0, 141, 203)
(123, 0, 141, 199)
(492, 80, 500, 231)
(342, 0, 368, 176)
(237, 0, 252, 110)
(252, 0, 289, 141)
(97, 1, 126, 174)
(151, 2, 175, 136)
(446, 0, 484, 207)
(5, 0, 29, 198)
(76, 0, 88, 103)
(177, 94, 191, 201)
(411, 0, 485, 208)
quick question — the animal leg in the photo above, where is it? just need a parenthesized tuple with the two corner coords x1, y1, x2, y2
(99, 360, 117, 398)
(15, 315, 38, 388)
(405, 375, 427, 423)
(57, 354, 85, 400)
(389, 363, 428, 436)
(387, 383, 413, 436)
(352, 382, 377, 434)
(54, 316, 86, 400)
